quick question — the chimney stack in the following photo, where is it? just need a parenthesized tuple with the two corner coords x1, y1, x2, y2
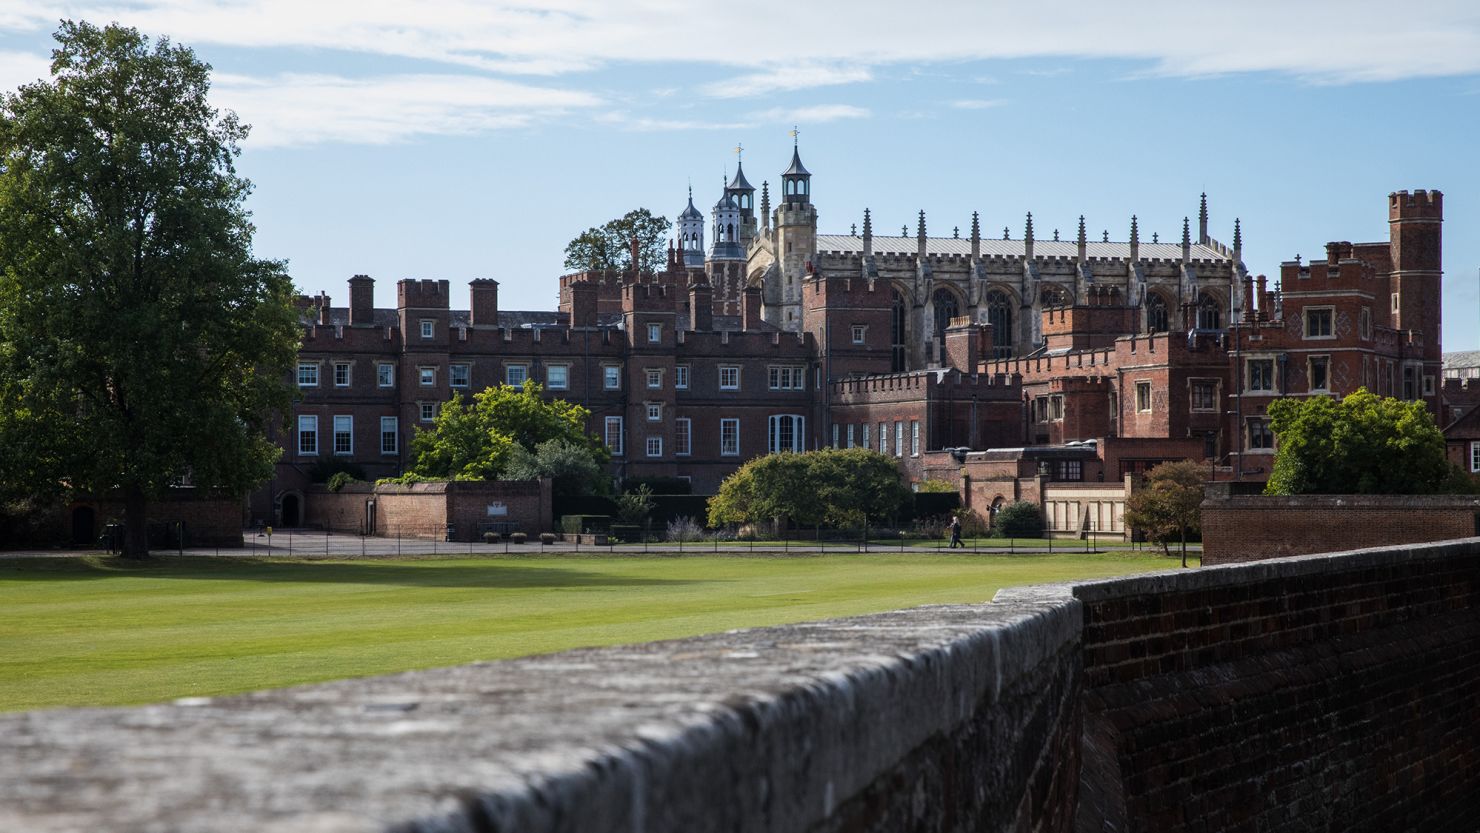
(568, 279, 597, 328)
(469, 279, 499, 326)
(689, 280, 714, 331)
(348, 275, 374, 326)
(742, 285, 763, 331)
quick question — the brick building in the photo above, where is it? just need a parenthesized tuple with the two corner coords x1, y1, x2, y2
(256, 142, 1451, 533)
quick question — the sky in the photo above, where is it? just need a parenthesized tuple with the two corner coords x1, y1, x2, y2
(1, 1, 1479, 349)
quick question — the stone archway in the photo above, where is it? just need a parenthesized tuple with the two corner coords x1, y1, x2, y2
(279, 493, 302, 528)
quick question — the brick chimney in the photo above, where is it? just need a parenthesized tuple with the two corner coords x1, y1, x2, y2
(348, 275, 374, 326)
(1256, 275, 1269, 322)
(469, 279, 499, 326)
(689, 281, 714, 331)
(943, 316, 983, 372)
(316, 292, 331, 326)
(568, 279, 598, 328)
(742, 286, 763, 332)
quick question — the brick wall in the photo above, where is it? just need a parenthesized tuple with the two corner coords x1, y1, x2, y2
(1073, 540, 1480, 831)
(305, 480, 553, 540)
(69, 494, 244, 547)
(1201, 491, 1480, 564)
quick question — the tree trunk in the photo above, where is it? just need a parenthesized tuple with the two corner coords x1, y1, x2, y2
(1180, 525, 1188, 569)
(122, 484, 150, 559)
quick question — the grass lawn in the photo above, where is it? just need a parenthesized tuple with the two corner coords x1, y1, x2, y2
(0, 551, 1181, 712)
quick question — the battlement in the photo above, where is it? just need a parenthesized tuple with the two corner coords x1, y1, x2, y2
(397, 278, 450, 310)
(621, 282, 679, 312)
(1048, 375, 1112, 393)
(803, 273, 889, 304)
(1389, 189, 1443, 220)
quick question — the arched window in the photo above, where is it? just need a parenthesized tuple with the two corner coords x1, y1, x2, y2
(891, 289, 908, 372)
(726, 223, 734, 242)
(1197, 293, 1222, 330)
(986, 290, 1013, 359)
(1146, 293, 1169, 333)
(931, 287, 960, 364)
(1040, 284, 1069, 308)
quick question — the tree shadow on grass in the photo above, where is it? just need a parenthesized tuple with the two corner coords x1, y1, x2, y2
(0, 556, 708, 590)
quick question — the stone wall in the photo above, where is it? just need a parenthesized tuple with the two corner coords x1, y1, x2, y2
(3, 540, 1478, 831)
(1201, 489, 1480, 564)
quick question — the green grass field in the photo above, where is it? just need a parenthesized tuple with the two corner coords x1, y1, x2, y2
(0, 551, 1181, 712)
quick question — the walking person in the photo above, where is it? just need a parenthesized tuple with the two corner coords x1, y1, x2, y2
(948, 515, 964, 549)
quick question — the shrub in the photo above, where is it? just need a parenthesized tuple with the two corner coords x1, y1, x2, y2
(666, 516, 704, 542)
(608, 523, 641, 543)
(482, 531, 500, 543)
(510, 532, 526, 544)
(916, 479, 957, 493)
(991, 501, 1044, 538)
(956, 508, 990, 538)
(615, 484, 655, 524)
(561, 514, 612, 534)
(308, 458, 366, 484)
(539, 532, 556, 545)
(325, 471, 359, 492)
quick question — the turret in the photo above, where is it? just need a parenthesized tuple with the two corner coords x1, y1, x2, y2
(781, 132, 811, 205)
(709, 179, 744, 262)
(727, 150, 758, 248)
(677, 186, 705, 268)
(1389, 189, 1444, 363)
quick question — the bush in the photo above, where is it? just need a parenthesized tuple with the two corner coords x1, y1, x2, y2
(615, 484, 655, 524)
(666, 516, 704, 542)
(308, 458, 366, 484)
(916, 479, 957, 493)
(608, 523, 641, 543)
(483, 531, 500, 543)
(539, 532, 556, 545)
(325, 471, 359, 492)
(957, 508, 990, 538)
(561, 514, 612, 534)
(510, 532, 526, 544)
(991, 501, 1044, 538)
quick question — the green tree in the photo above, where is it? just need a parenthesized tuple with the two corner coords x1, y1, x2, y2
(562, 208, 671, 274)
(0, 22, 299, 558)
(990, 501, 1044, 538)
(1122, 460, 1204, 567)
(1264, 388, 1449, 495)
(399, 384, 608, 485)
(504, 438, 607, 497)
(707, 448, 909, 529)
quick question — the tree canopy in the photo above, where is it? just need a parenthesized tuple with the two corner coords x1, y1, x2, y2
(1122, 460, 1204, 566)
(1264, 389, 1450, 495)
(562, 208, 670, 275)
(0, 22, 299, 557)
(707, 448, 910, 528)
(396, 383, 609, 489)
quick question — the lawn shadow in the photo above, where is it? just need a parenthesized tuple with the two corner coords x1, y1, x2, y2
(0, 556, 707, 590)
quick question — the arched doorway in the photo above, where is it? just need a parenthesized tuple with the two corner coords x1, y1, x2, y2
(931, 287, 961, 365)
(71, 506, 96, 547)
(280, 494, 301, 528)
(986, 290, 1013, 358)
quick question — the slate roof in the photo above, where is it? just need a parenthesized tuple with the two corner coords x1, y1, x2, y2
(814, 235, 1230, 262)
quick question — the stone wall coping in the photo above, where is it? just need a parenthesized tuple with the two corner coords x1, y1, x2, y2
(1201, 493, 1480, 509)
(0, 592, 1080, 833)
(1071, 537, 1480, 602)
(307, 480, 545, 496)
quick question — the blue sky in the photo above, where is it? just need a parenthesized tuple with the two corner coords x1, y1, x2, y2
(3, 2, 1479, 348)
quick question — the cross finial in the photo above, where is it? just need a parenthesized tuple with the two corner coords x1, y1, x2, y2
(790, 125, 800, 146)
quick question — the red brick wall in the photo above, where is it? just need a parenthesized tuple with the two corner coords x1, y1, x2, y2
(1201, 492, 1480, 564)
(305, 480, 552, 541)
(70, 495, 244, 547)
(1074, 540, 1480, 831)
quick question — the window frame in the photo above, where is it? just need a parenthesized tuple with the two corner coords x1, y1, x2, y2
(602, 365, 621, 390)
(851, 324, 867, 345)
(720, 418, 740, 456)
(645, 368, 663, 390)
(448, 363, 470, 389)
(1190, 379, 1218, 412)
(910, 421, 920, 457)
(419, 402, 436, 423)
(1470, 441, 1480, 474)
(719, 365, 740, 391)
(297, 362, 320, 388)
(647, 323, 661, 343)
(297, 415, 318, 455)
(505, 363, 529, 388)
(333, 362, 351, 388)
(333, 415, 353, 456)
(376, 363, 395, 388)
(603, 416, 625, 456)
(646, 402, 662, 422)
(419, 319, 435, 339)
(380, 416, 399, 455)
(768, 414, 805, 454)
(675, 418, 692, 456)
(674, 365, 690, 390)
(1247, 358, 1276, 393)
(1135, 381, 1153, 413)
(418, 366, 435, 387)
(645, 436, 663, 458)
(1308, 355, 1331, 393)
(1247, 418, 1275, 451)
(546, 364, 570, 390)
(1304, 306, 1335, 340)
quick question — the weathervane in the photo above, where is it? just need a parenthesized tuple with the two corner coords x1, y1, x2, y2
(790, 125, 800, 146)
(735, 142, 743, 164)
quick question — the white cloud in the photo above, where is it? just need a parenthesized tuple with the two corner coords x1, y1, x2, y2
(747, 104, 870, 124)
(0, 49, 51, 91)
(212, 72, 601, 147)
(8, 1, 1480, 83)
(949, 99, 1005, 110)
(702, 64, 871, 99)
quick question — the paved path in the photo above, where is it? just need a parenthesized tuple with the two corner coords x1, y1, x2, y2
(0, 530, 1193, 559)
